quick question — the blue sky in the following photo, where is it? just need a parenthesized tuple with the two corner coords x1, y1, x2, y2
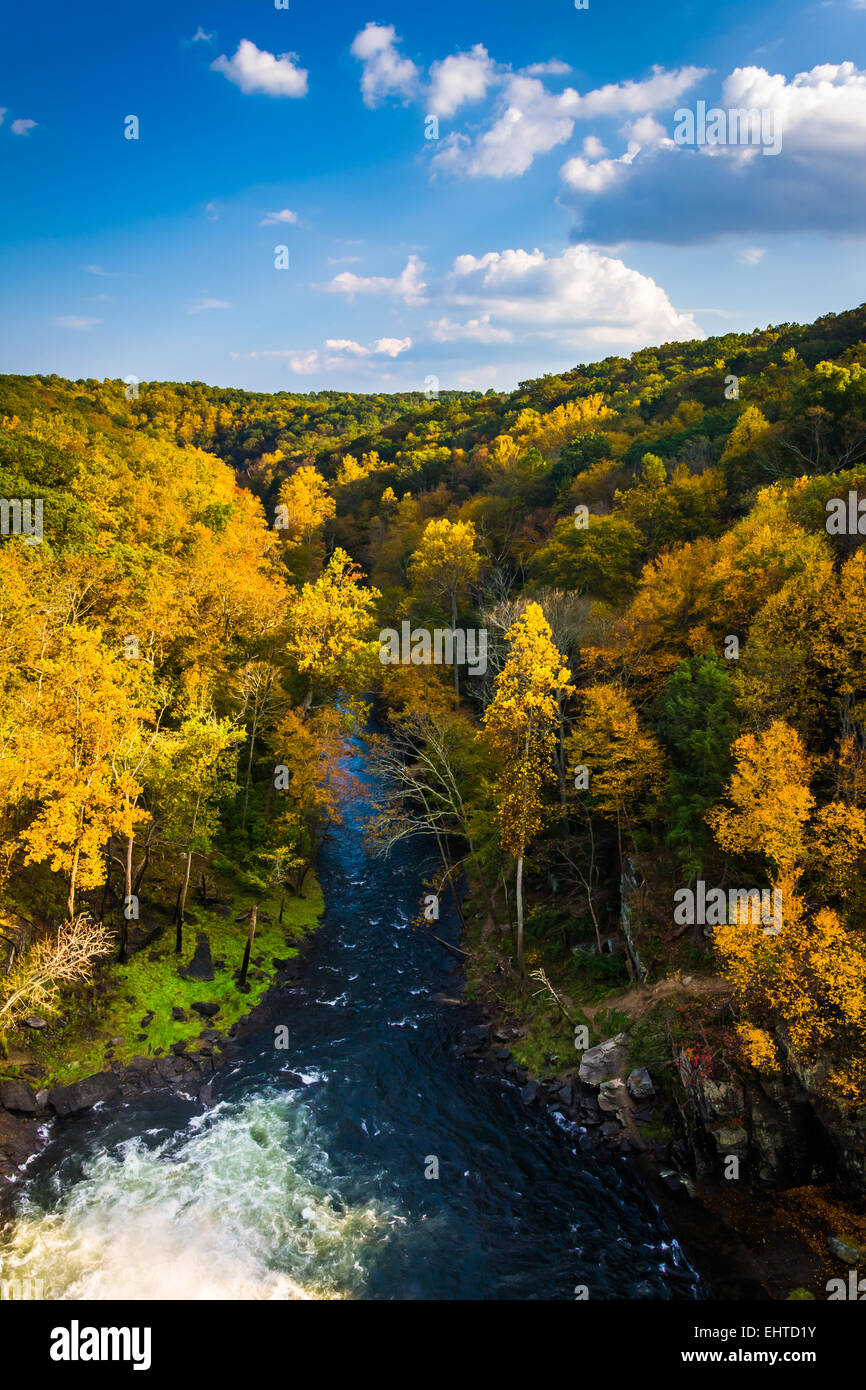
(1, 0, 865, 392)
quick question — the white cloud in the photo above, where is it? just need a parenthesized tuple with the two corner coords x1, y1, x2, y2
(430, 314, 513, 343)
(288, 350, 320, 375)
(260, 208, 298, 225)
(83, 264, 120, 277)
(373, 336, 412, 357)
(582, 134, 607, 158)
(720, 62, 866, 155)
(432, 66, 705, 178)
(187, 298, 231, 313)
(55, 316, 100, 330)
(350, 23, 419, 108)
(561, 147, 638, 193)
(11, 118, 36, 135)
(523, 60, 572, 77)
(205, 201, 219, 221)
(447, 244, 701, 347)
(428, 45, 495, 117)
(563, 61, 866, 243)
(325, 254, 427, 305)
(737, 247, 765, 265)
(0, 109, 5, 127)
(191, 27, 213, 43)
(211, 40, 308, 98)
(285, 335, 412, 374)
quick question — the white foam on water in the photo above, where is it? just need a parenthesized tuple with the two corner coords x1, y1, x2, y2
(1, 1090, 393, 1301)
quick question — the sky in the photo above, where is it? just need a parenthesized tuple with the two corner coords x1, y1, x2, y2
(1, 0, 865, 394)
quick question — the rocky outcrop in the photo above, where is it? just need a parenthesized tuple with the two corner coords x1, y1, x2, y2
(672, 1046, 836, 1187)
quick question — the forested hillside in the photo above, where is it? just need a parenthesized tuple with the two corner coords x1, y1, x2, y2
(1, 302, 865, 1204)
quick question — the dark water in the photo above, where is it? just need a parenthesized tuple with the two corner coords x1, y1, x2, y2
(2, 745, 701, 1300)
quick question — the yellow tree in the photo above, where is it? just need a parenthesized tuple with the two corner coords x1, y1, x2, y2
(285, 547, 381, 715)
(276, 466, 336, 579)
(481, 603, 571, 978)
(566, 683, 666, 880)
(21, 627, 154, 920)
(408, 518, 481, 696)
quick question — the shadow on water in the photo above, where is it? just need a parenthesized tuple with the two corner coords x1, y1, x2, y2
(3, 741, 703, 1300)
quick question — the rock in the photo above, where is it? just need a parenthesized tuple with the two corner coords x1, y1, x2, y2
(493, 1048, 511, 1061)
(465, 1024, 490, 1043)
(170, 1041, 188, 1056)
(191, 1001, 220, 1018)
(578, 1034, 629, 1087)
(598, 1078, 629, 1115)
(600, 1120, 622, 1139)
(23, 1015, 47, 1030)
(171, 1008, 186, 1022)
(199, 1028, 221, 1042)
(520, 1081, 538, 1105)
(828, 1236, 863, 1264)
(0, 1079, 39, 1113)
(109, 1036, 125, 1047)
(627, 1067, 655, 1101)
(557, 1084, 574, 1107)
(279, 1070, 305, 1086)
(48, 1072, 121, 1118)
(35, 1089, 48, 1108)
(138, 1013, 154, 1028)
(660, 1168, 686, 1194)
(182, 933, 214, 982)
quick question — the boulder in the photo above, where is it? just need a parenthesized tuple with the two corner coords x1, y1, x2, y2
(520, 1081, 539, 1105)
(578, 1034, 629, 1087)
(0, 1079, 39, 1114)
(48, 1072, 121, 1118)
(627, 1067, 655, 1101)
(191, 1001, 220, 1018)
(598, 1078, 629, 1115)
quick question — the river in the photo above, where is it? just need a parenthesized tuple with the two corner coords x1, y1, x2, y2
(0, 743, 702, 1300)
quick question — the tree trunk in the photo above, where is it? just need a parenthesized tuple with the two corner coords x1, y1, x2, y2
(120, 832, 133, 964)
(239, 903, 257, 988)
(451, 592, 460, 700)
(176, 848, 193, 953)
(67, 840, 81, 920)
(241, 714, 258, 829)
(516, 853, 525, 981)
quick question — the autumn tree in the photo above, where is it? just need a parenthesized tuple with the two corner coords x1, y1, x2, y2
(408, 518, 481, 696)
(481, 603, 571, 977)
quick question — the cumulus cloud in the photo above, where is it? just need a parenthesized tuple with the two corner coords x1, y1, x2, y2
(244, 337, 413, 374)
(430, 314, 514, 343)
(737, 247, 765, 265)
(432, 66, 705, 177)
(350, 23, 419, 107)
(211, 40, 308, 98)
(447, 245, 701, 348)
(260, 209, 298, 225)
(564, 61, 866, 242)
(428, 45, 495, 117)
(11, 118, 36, 135)
(325, 254, 427, 305)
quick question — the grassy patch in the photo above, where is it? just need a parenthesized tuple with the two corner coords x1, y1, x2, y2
(2, 876, 323, 1089)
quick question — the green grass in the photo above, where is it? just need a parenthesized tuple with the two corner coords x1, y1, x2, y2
(2, 876, 323, 1088)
